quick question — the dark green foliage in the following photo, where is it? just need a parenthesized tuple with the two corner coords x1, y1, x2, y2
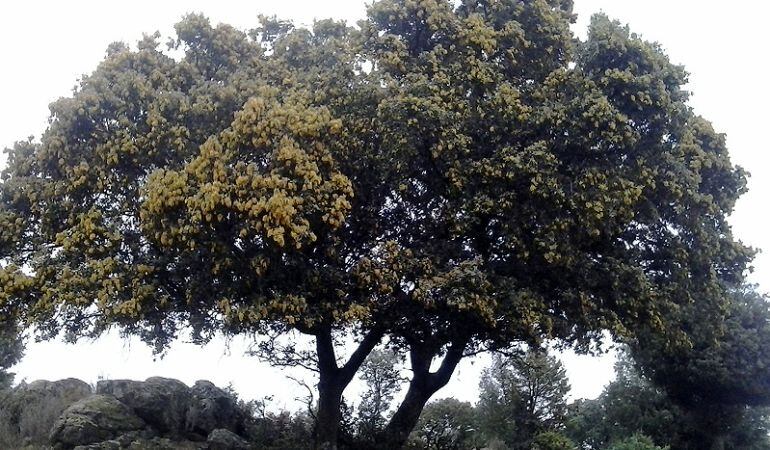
(565, 354, 678, 448)
(407, 398, 479, 450)
(629, 286, 770, 449)
(565, 349, 770, 450)
(0, 321, 23, 390)
(607, 434, 668, 450)
(532, 431, 578, 450)
(0, 1, 753, 447)
(477, 349, 570, 449)
(247, 409, 314, 450)
(355, 349, 405, 442)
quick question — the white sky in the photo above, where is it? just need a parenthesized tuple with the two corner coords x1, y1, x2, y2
(2, 0, 769, 409)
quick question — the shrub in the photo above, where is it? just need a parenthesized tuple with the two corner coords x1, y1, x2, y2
(608, 434, 669, 450)
(532, 431, 578, 450)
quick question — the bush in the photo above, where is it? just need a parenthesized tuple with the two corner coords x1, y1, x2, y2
(532, 431, 578, 450)
(608, 434, 669, 450)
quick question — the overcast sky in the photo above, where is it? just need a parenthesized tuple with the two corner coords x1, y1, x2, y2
(2, 1, 768, 408)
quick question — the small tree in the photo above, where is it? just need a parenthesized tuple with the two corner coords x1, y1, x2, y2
(531, 431, 578, 450)
(607, 435, 668, 450)
(565, 346, 770, 450)
(477, 349, 570, 449)
(356, 349, 405, 442)
(0, 322, 23, 390)
(564, 352, 679, 449)
(408, 398, 479, 450)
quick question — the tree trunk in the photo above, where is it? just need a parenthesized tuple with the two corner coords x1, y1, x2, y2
(312, 326, 385, 450)
(314, 374, 343, 450)
(378, 339, 468, 449)
(380, 377, 434, 448)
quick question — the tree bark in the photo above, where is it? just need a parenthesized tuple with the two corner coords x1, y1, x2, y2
(378, 339, 468, 449)
(313, 326, 385, 450)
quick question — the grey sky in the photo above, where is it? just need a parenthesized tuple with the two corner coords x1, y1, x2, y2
(2, 1, 768, 407)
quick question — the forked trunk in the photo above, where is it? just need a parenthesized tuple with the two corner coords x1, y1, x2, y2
(311, 326, 385, 450)
(379, 378, 434, 449)
(378, 339, 468, 449)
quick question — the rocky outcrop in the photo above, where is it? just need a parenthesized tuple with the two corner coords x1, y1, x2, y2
(21, 378, 93, 404)
(96, 377, 191, 436)
(3, 378, 92, 417)
(22, 377, 255, 449)
(50, 395, 146, 448)
(207, 428, 250, 450)
(0, 376, 254, 449)
(186, 381, 244, 438)
(0, 378, 93, 447)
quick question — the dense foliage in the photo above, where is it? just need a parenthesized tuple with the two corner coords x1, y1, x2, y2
(566, 349, 770, 450)
(0, 0, 753, 447)
(0, 320, 23, 390)
(477, 350, 570, 448)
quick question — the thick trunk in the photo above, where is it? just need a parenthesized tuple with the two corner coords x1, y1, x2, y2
(379, 339, 468, 449)
(315, 375, 343, 450)
(312, 326, 385, 450)
(380, 377, 434, 449)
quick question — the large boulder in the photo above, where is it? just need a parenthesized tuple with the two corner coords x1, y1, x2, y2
(50, 394, 145, 449)
(2, 378, 92, 416)
(0, 378, 93, 446)
(22, 378, 93, 403)
(97, 377, 191, 436)
(207, 428, 250, 450)
(186, 381, 244, 437)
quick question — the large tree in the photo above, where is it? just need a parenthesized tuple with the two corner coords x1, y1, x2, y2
(0, 1, 751, 448)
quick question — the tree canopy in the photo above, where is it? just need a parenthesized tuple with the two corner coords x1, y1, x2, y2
(0, 1, 752, 448)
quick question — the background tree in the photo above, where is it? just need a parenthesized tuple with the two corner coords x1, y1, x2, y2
(355, 348, 405, 443)
(606, 435, 668, 450)
(565, 348, 770, 450)
(476, 349, 570, 449)
(531, 431, 578, 450)
(407, 398, 479, 450)
(0, 322, 23, 390)
(628, 286, 770, 450)
(564, 352, 681, 449)
(0, 1, 752, 449)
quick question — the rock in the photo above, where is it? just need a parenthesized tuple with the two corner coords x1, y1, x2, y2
(125, 437, 204, 449)
(74, 435, 204, 450)
(24, 378, 93, 403)
(0, 378, 93, 446)
(50, 395, 145, 448)
(73, 441, 121, 450)
(3, 378, 92, 416)
(97, 377, 191, 435)
(207, 428, 250, 450)
(185, 381, 243, 437)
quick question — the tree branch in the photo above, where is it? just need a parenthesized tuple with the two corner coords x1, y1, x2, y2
(339, 325, 386, 384)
